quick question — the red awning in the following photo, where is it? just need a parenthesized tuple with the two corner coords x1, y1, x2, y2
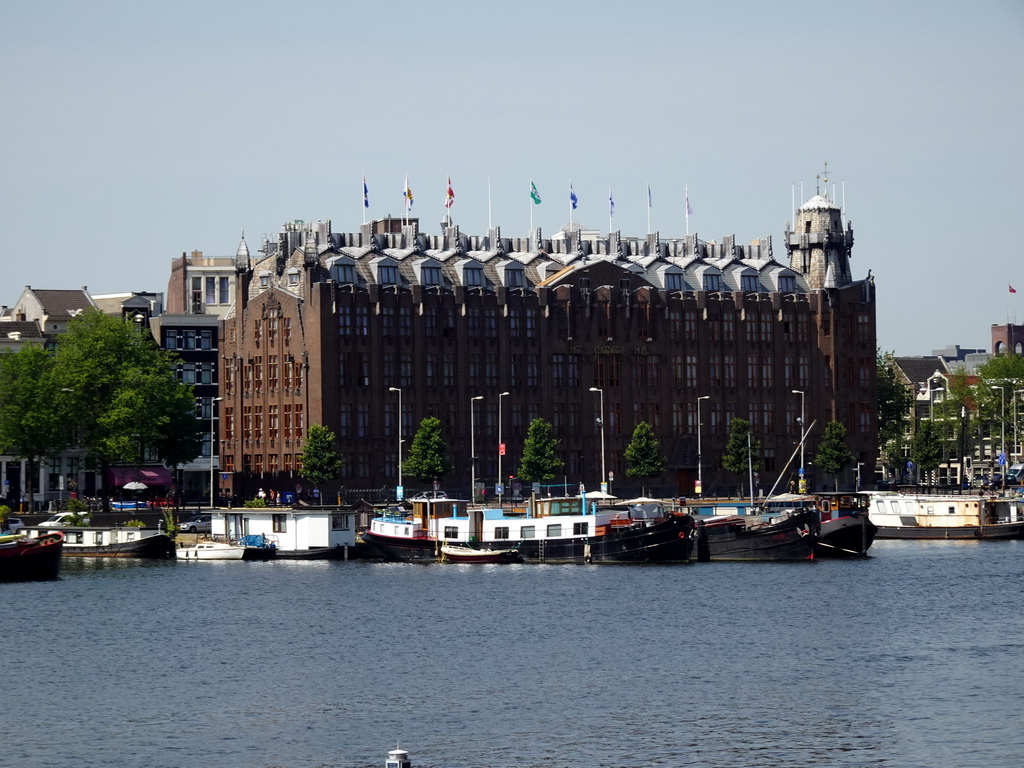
(107, 466, 173, 487)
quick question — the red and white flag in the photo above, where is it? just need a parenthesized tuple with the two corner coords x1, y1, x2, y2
(1011, 285, 1017, 294)
(445, 177, 455, 209)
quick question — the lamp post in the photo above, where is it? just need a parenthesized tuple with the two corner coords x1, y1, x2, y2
(1014, 390, 1024, 465)
(992, 384, 1006, 490)
(470, 395, 483, 503)
(209, 396, 223, 509)
(696, 395, 710, 497)
(498, 391, 510, 506)
(792, 389, 806, 492)
(389, 387, 403, 499)
(589, 387, 606, 493)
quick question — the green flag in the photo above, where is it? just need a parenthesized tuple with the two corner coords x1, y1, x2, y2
(530, 181, 542, 205)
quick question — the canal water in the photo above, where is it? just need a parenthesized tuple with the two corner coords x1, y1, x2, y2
(5, 540, 1024, 768)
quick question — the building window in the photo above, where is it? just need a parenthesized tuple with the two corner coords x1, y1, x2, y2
(378, 264, 399, 285)
(741, 274, 759, 292)
(219, 276, 230, 304)
(779, 275, 797, 292)
(464, 267, 484, 287)
(703, 274, 722, 292)
(665, 272, 684, 291)
(206, 277, 216, 305)
(259, 274, 270, 289)
(504, 268, 524, 288)
(288, 269, 300, 286)
(422, 266, 442, 286)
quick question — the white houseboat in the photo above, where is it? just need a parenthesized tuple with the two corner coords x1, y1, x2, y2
(868, 493, 1024, 539)
(211, 507, 357, 558)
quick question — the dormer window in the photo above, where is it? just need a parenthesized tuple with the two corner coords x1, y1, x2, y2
(422, 266, 443, 286)
(665, 272, 684, 291)
(258, 273, 271, 289)
(379, 265, 400, 285)
(703, 274, 722, 292)
(741, 275, 759, 292)
(336, 264, 356, 283)
(464, 267, 484, 287)
(287, 268, 300, 287)
(779, 275, 796, 292)
(505, 267, 525, 288)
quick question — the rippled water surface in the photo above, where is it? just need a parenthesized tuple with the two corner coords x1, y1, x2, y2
(5, 540, 1024, 768)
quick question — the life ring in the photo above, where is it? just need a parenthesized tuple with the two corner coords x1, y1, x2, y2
(678, 531, 687, 539)
(584, 555, 592, 564)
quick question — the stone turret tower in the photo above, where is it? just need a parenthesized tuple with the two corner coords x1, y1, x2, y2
(785, 178, 854, 290)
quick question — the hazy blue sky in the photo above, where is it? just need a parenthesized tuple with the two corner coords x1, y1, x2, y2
(3, 0, 1022, 355)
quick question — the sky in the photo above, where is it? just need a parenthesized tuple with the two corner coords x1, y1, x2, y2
(2, 0, 1022, 356)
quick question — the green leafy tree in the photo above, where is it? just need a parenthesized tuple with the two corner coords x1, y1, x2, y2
(624, 421, 666, 495)
(816, 420, 856, 490)
(721, 418, 760, 496)
(0, 344, 64, 511)
(877, 352, 913, 477)
(298, 424, 344, 500)
(50, 310, 201, 509)
(910, 418, 943, 484)
(518, 418, 562, 485)
(403, 416, 452, 483)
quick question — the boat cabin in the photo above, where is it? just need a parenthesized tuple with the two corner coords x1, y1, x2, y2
(385, 747, 411, 768)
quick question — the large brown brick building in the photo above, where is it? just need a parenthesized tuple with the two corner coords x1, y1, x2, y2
(218, 191, 876, 501)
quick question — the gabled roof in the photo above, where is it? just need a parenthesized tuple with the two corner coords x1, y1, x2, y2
(31, 289, 95, 317)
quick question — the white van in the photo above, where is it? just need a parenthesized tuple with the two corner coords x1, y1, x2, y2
(1005, 463, 1024, 486)
(39, 512, 90, 527)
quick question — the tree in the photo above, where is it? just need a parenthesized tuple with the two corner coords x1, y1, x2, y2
(518, 418, 562, 485)
(403, 416, 452, 483)
(50, 310, 202, 508)
(624, 421, 666, 496)
(298, 424, 344, 500)
(721, 418, 760, 496)
(877, 352, 913, 478)
(816, 420, 856, 490)
(910, 418, 943, 484)
(0, 343, 63, 510)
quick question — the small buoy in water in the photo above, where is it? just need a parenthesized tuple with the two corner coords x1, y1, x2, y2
(385, 745, 411, 768)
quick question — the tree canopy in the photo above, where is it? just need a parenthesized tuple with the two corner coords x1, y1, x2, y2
(518, 418, 562, 483)
(0, 343, 63, 509)
(50, 310, 201, 493)
(721, 418, 760, 476)
(624, 421, 666, 494)
(403, 416, 452, 482)
(815, 420, 856, 490)
(910, 418, 943, 481)
(298, 424, 344, 492)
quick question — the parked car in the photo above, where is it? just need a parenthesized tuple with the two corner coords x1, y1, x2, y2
(39, 511, 89, 527)
(178, 514, 212, 533)
(2, 515, 25, 533)
(411, 491, 448, 500)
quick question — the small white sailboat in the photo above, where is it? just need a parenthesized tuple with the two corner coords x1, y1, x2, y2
(176, 540, 246, 560)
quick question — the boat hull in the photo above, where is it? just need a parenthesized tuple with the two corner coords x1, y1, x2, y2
(0, 532, 64, 581)
(61, 534, 175, 558)
(696, 510, 817, 561)
(176, 542, 247, 560)
(816, 514, 877, 557)
(874, 522, 1024, 540)
(441, 546, 522, 564)
(361, 531, 441, 562)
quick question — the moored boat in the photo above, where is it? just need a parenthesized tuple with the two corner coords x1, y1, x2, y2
(440, 543, 522, 564)
(763, 493, 876, 557)
(363, 495, 695, 564)
(693, 508, 818, 561)
(868, 493, 1024, 539)
(0, 531, 65, 581)
(176, 540, 247, 560)
(21, 525, 175, 558)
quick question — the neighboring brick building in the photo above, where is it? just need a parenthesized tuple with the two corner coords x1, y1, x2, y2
(219, 191, 876, 502)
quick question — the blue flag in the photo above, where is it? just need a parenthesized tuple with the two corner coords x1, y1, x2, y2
(363, 177, 369, 209)
(570, 184, 578, 210)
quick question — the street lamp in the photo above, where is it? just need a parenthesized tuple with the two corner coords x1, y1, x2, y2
(209, 396, 223, 509)
(589, 387, 606, 493)
(696, 395, 710, 497)
(792, 389, 806, 492)
(389, 387, 403, 499)
(470, 396, 483, 503)
(498, 392, 510, 506)
(991, 385, 1006, 490)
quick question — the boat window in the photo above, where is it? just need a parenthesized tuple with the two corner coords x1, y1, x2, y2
(444, 526, 458, 538)
(94, 532, 104, 545)
(947, 506, 955, 515)
(494, 526, 510, 539)
(520, 525, 535, 539)
(573, 522, 589, 535)
(69, 532, 83, 544)
(547, 524, 562, 537)
(126, 532, 135, 541)
(273, 514, 287, 533)
(926, 506, 935, 514)
(890, 500, 900, 514)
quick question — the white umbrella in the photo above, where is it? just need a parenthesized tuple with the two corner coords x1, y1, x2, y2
(582, 490, 617, 500)
(123, 481, 147, 491)
(623, 496, 661, 505)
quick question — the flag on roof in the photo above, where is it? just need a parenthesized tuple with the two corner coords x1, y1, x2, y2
(404, 175, 413, 210)
(570, 184, 578, 210)
(609, 188, 615, 216)
(363, 177, 369, 209)
(1011, 285, 1018, 294)
(445, 176, 455, 209)
(531, 181, 541, 204)
(647, 185, 652, 208)
(685, 185, 693, 216)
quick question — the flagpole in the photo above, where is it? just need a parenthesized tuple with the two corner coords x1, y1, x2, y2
(647, 183, 651, 235)
(362, 173, 366, 225)
(488, 175, 492, 230)
(685, 184, 690, 236)
(529, 180, 533, 233)
(608, 185, 612, 235)
(569, 178, 573, 231)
